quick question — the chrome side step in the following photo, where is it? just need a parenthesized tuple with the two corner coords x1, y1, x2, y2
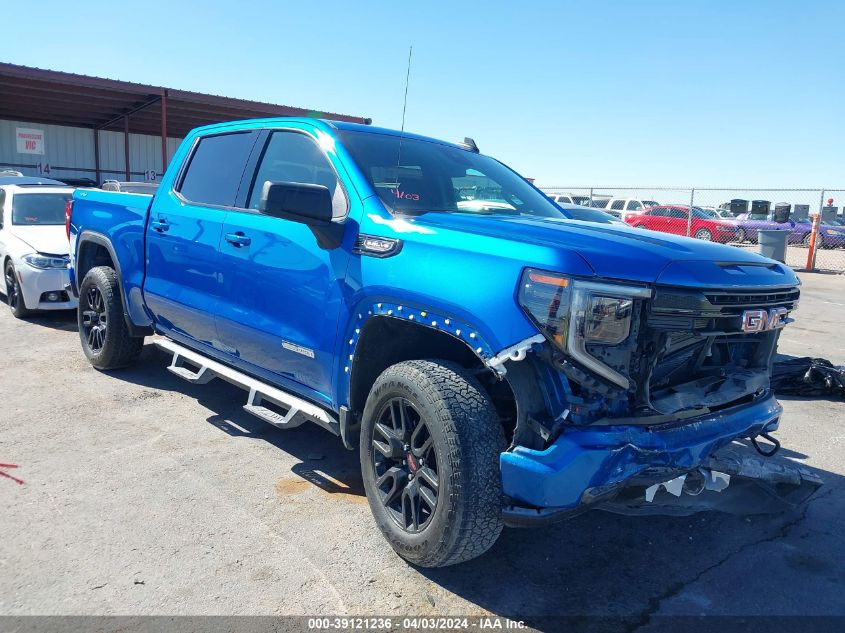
(155, 338, 338, 436)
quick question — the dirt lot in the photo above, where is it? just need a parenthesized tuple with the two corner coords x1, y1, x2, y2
(0, 272, 843, 629)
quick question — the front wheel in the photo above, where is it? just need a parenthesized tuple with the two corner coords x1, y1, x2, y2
(804, 232, 824, 249)
(360, 360, 506, 567)
(736, 228, 747, 243)
(4, 261, 31, 319)
(78, 266, 144, 370)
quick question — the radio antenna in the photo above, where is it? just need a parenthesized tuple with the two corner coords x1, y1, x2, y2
(400, 45, 413, 134)
(394, 45, 413, 189)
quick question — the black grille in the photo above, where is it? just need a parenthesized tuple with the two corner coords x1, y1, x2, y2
(649, 285, 799, 332)
(705, 288, 800, 309)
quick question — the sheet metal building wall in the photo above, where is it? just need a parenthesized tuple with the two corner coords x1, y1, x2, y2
(0, 119, 180, 182)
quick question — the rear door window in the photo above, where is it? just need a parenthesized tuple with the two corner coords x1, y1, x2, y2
(178, 132, 258, 207)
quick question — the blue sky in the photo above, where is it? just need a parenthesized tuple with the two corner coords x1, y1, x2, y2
(3, 1, 843, 187)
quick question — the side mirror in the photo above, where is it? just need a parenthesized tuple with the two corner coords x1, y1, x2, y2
(258, 181, 333, 225)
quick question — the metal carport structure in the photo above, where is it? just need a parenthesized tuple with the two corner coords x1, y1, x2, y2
(0, 62, 370, 183)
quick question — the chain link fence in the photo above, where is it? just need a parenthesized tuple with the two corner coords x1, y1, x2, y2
(541, 187, 845, 273)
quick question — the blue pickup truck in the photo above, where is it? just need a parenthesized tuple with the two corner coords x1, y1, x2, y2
(67, 118, 819, 567)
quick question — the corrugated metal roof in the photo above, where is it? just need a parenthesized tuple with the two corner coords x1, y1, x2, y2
(0, 62, 370, 137)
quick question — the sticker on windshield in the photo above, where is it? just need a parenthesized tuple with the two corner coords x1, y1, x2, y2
(391, 189, 420, 201)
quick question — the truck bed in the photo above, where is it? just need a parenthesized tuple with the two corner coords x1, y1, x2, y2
(69, 188, 154, 327)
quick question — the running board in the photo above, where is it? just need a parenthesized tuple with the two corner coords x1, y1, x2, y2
(155, 338, 338, 436)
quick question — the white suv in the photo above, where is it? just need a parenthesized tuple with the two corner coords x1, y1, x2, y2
(548, 192, 591, 206)
(0, 176, 78, 318)
(606, 197, 661, 221)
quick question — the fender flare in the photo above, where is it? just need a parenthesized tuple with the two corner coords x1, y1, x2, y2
(75, 231, 153, 337)
(339, 299, 498, 407)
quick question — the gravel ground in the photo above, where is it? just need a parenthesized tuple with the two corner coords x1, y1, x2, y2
(0, 272, 842, 629)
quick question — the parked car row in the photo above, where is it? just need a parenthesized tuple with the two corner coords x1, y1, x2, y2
(548, 194, 845, 248)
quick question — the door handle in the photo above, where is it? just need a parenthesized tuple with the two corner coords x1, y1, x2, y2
(151, 218, 169, 233)
(225, 232, 251, 247)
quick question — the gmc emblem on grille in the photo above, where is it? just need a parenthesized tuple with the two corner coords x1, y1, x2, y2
(741, 307, 789, 332)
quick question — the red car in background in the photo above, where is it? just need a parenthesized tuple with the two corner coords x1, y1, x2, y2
(626, 205, 739, 243)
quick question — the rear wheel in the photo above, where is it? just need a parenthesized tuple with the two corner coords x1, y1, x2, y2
(4, 261, 31, 319)
(695, 228, 713, 241)
(78, 266, 144, 370)
(360, 360, 506, 567)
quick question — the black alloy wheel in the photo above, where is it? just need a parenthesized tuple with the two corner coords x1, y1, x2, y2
(371, 396, 439, 533)
(5, 263, 19, 311)
(5, 261, 31, 318)
(81, 285, 108, 353)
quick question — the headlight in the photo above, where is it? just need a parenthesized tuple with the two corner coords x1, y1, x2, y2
(22, 254, 69, 270)
(827, 230, 844, 236)
(518, 269, 651, 388)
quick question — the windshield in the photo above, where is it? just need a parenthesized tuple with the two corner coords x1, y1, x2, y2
(642, 200, 659, 207)
(11, 192, 72, 225)
(340, 131, 565, 218)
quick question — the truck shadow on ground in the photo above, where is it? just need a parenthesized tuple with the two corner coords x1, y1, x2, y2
(119, 344, 366, 501)
(111, 343, 843, 630)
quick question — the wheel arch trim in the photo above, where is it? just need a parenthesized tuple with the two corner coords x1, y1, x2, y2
(75, 231, 153, 337)
(339, 299, 509, 411)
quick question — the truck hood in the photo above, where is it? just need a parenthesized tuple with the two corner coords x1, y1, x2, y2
(409, 213, 796, 287)
(9, 225, 70, 256)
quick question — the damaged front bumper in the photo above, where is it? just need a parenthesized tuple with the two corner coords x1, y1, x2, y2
(500, 392, 822, 526)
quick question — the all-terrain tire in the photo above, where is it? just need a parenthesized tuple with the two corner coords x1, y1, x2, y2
(5, 261, 32, 319)
(78, 266, 144, 370)
(360, 360, 506, 567)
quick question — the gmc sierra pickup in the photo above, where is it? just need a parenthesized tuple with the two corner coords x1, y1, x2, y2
(67, 118, 819, 567)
